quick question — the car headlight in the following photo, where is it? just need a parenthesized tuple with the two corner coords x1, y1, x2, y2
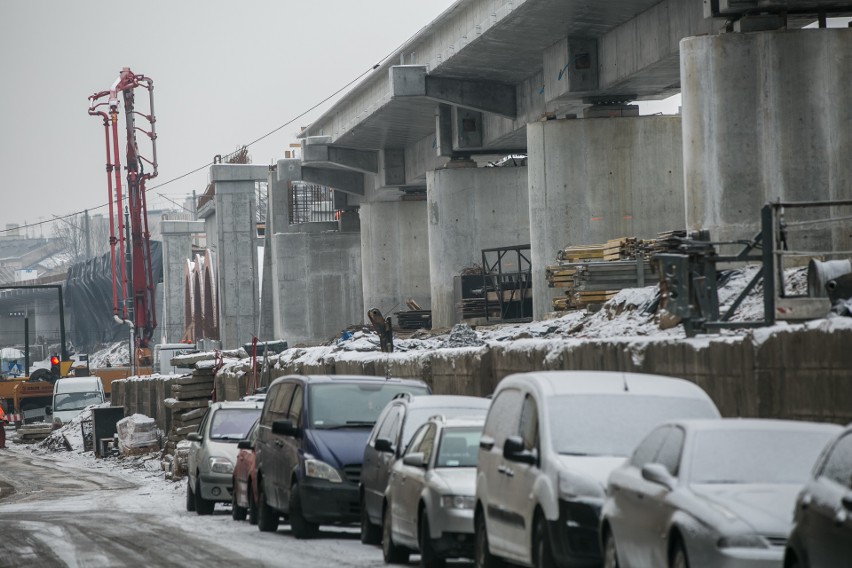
(717, 535, 770, 549)
(304, 458, 343, 483)
(558, 471, 606, 501)
(208, 456, 233, 474)
(441, 495, 475, 509)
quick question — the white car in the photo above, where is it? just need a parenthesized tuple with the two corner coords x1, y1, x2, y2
(473, 371, 721, 568)
(186, 400, 263, 515)
(383, 416, 485, 566)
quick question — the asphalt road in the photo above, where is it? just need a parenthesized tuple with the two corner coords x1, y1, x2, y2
(0, 445, 448, 568)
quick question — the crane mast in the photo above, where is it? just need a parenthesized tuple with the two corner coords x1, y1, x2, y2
(88, 68, 158, 364)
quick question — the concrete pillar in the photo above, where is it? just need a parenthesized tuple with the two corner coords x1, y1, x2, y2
(203, 164, 266, 349)
(270, 159, 365, 345)
(682, 29, 852, 249)
(426, 166, 530, 328)
(527, 116, 684, 319)
(359, 199, 431, 319)
(160, 220, 204, 343)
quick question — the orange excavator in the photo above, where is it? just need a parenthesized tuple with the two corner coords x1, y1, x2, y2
(88, 68, 159, 368)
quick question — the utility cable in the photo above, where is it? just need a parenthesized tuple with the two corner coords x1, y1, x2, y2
(1, 21, 427, 236)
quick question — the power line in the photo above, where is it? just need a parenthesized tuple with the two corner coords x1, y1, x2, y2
(1, 35, 411, 236)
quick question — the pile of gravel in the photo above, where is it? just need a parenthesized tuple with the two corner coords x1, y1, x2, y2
(441, 324, 485, 348)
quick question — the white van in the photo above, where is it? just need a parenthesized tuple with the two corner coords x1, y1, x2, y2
(50, 376, 105, 425)
(153, 343, 194, 375)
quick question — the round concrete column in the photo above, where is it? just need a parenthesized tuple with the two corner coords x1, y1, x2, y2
(527, 117, 684, 319)
(682, 29, 852, 248)
(426, 166, 530, 328)
(359, 200, 431, 321)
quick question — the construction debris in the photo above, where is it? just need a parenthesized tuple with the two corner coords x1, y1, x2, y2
(116, 414, 159, 456)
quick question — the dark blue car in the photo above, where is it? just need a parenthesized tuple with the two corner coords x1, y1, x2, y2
(254, 374, 430, 538)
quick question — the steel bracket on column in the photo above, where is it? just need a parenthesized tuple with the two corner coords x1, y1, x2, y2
(391, 65, 516, 119)
(302, 143, 378, 174)
(301, 166, 365, 196)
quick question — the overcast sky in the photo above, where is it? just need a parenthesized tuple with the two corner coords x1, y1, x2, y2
(0, 0, 458, 236)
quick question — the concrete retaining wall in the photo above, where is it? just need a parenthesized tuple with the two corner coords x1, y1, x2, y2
(111, 324, 852, 425)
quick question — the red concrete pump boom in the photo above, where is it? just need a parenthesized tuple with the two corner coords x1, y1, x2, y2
(88, 68, 158, 361)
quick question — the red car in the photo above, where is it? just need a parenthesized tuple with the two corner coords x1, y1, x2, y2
(232, 419, 260, 523)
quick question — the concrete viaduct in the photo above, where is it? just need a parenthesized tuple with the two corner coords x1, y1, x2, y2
(160, 0, 852, 348)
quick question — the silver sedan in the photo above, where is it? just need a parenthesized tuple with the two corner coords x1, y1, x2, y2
(601, 419, 842, 568)
(383, 417, 484, 567)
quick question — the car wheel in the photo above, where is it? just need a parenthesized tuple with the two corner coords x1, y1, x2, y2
(474, 513, 503, 568)
(603, 529, 620, 568)
(419, 512, 446, 568)
(185, 478, 196, 512)
(256, 479, 280, 532)
(382, 503, 410, 564)
(232, 481, 247, 521)
(361, 495, 382, 545)
(533, 512, 557, 568)
(195, 478, 215, 516)
(670, 538, 690, 568)
(288, 481, 319, 539)
(248, 480, 259, 525)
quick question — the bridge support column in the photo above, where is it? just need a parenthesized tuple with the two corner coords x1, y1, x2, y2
(682, 29, 852, 249)
(160, 220, 205, 344)
(359, 199, 431, 325)
(267, 159, 364, 346)
(426, 165, 530, 328)
(527, 116, 684, 319)
(200, 164, 266, 349)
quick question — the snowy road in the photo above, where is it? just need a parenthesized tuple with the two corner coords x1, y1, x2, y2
(0, 445, 457, 568)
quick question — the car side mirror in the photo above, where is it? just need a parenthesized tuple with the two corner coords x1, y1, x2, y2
(374, 437, 394, 453)
(642, 463, 675, 491)
(403, 452, 427, 468)
(842, 493, 852, 512)
(186, 432, 202, 443)
(272, 419, 300, 437)
(45, 406, 52, 415)
(237, 439, 253, 450)
(503, 435, 537, 465)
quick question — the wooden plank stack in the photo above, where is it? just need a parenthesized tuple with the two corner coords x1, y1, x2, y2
(548, 235, 671, 312)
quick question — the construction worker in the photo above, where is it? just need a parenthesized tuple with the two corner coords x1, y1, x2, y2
(0, 402, 6, 449)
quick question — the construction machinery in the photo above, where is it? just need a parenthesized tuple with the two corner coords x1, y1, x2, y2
(88, 68, 159, 368)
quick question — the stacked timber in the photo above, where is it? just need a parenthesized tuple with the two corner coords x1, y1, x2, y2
(548, 236, 665, 312)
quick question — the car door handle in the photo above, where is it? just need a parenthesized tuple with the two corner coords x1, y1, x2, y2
(498, 465, 514, 477)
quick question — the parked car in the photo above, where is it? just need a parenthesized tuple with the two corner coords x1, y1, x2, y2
(474, 370, 722, 568)
(785, 422, 852, 568)
(185, 400, 263, 515)
(383, 416, 485, 566)
(361, 393, 490, 544)
(601, 418, 842, 568)
(49, 376, 105, 425)
(254, 374, 430, 538)
(232, 418, 261, 523)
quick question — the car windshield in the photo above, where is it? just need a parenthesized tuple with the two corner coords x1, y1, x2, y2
(309, 383, 429, 429)
(54, 392, 103, 412)
(689, 428, 836, 484)
(548, 395, 718, 457)
(210, 408, 262, 441)
(403, 406, 488, 448)
(436, 427, 482, 468)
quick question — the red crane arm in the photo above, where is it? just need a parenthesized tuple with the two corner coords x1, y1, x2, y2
(88, 67, 158, 352)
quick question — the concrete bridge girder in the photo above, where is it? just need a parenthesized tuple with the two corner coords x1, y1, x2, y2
(390, 65, 517, 120)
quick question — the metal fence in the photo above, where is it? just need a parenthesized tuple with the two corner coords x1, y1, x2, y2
(289, 182, 336, 224)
